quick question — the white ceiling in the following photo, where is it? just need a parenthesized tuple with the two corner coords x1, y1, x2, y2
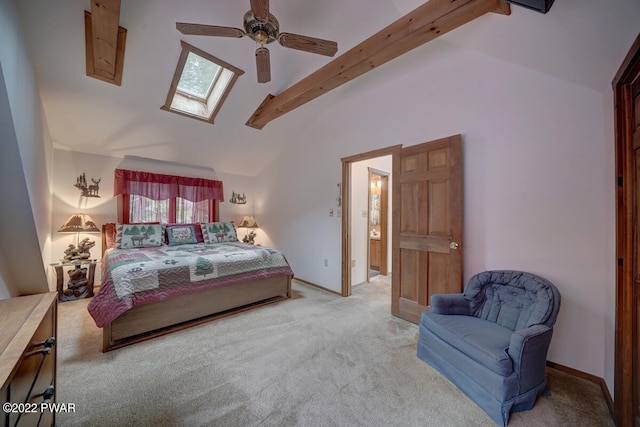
(15, 0, 640, 176)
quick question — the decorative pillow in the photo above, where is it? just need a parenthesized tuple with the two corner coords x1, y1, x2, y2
(200, 222, 238, 243)
(115, 223, 164, 249)
(164, 223, 204, 244)
(166, 225, 198, 246)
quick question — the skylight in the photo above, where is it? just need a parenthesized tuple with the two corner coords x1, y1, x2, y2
(177, 52, 221, 99)
(161, 41, 244, 124)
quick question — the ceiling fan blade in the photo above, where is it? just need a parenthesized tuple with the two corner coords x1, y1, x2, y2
(176, 23, 245, 38)
(278, 33, 338, 57)
(255, 47, 271, 83)
(250, 0, 269, 22)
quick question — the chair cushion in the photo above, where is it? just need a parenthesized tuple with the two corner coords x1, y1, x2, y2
(466, 271, 558, 330)
(421, 311, 514, 377)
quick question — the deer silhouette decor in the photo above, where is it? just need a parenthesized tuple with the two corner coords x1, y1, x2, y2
(75, 173, 101, 198)
(229, 191, 247, 204)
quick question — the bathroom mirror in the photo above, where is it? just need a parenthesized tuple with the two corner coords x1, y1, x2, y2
(370, 193, 380, 226)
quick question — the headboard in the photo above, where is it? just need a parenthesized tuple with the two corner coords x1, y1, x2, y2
(102, 223, 117, 254)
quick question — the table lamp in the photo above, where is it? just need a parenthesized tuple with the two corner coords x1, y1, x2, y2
(58, 213, 100, 262)
(238, 215, 258, 244)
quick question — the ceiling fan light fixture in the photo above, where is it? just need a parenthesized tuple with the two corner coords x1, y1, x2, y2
(254, 29, 270, 45)
(244, 10, 279, 45)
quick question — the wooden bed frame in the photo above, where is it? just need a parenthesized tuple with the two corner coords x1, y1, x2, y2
(99, 225, 292, 352)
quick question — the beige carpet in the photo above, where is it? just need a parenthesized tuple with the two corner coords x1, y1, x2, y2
(55, 276, 614, 426)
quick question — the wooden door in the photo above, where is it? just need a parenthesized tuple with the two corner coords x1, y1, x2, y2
(633, 78, 640, 427)
(392, 135, 463, 324)
(614, 32, 640, 427)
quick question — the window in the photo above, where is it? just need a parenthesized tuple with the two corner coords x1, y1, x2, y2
(129, 196, 169, 223)
(127, 196, 211, 224)
(161, 41, 244, 124)
(114, 169, 223, 224)
(176, 198, 209, 223)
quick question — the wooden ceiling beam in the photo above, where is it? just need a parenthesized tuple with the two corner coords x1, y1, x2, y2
(246, 0, 510, 130)
(84, 0, 127, 86)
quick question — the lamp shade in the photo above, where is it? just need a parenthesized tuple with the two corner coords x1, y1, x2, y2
(238, 215, 258, 228)
(58, 213, 100, 233)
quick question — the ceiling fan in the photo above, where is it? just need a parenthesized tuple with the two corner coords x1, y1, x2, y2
(176, 0, 338, 83)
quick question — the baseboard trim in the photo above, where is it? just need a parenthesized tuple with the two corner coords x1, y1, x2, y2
(546, 360, 614, 418)
(292, 277, 342, 296)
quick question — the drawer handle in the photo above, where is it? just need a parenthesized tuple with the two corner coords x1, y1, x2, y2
(12, 339, 55, 427)
(33, 384, 55, 402)
(24, 337, 55, 358)
(30, 336, 56, 349)
(12, 384, 55, 427)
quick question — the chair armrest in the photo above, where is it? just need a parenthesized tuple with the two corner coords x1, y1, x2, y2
(508, 324, 554, 392)
(430, 294, 470, 315)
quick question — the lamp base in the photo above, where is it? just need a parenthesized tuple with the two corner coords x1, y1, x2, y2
(242, 230, 257, 245)
(62, 237, 96, 263)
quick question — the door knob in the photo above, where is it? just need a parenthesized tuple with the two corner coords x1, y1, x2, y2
(449, 242, 459, 250)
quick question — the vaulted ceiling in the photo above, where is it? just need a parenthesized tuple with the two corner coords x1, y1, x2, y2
(14, 0, 640, 176)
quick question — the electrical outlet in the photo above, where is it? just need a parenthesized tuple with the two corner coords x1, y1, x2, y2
(351, 259, 356, 267)
(324, 259, 328, 267)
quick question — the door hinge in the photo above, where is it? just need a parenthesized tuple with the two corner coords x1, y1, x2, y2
(618, 176, 623, 187)
(618, 258, 624, 266)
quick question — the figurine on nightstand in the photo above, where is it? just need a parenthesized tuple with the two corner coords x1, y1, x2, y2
(62, 237, 96, 262)
(242, 230, 257, 245)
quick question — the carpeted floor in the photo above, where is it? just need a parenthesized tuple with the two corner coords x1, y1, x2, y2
(55, 276, 614, 426)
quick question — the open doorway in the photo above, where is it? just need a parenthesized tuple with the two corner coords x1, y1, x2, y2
(341, 135, 463, 318)
(368, 168, 389, 281)
(341, 145, 400, 296)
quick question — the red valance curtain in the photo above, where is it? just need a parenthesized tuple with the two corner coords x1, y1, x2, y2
(114, 169, 224, 202)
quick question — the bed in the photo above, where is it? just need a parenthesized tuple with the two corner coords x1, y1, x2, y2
(87, 222, 293, 351)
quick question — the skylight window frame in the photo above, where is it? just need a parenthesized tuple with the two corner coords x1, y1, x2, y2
(161, 41, 244, 124)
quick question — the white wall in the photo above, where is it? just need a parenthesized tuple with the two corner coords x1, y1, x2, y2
(351, 161, 371, 284)
(0, 65, 21, 298)
(51, 149, 121, 287)
(255, 36, 616, 386)
(601, 75, 618, 404)
(0, 0, 53, 297)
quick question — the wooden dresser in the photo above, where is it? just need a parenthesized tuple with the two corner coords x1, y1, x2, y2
(0, 292, 57, 427)
(370, 238, 381, 270)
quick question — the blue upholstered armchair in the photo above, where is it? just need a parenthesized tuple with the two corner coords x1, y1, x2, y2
(417, 270, 561, 426)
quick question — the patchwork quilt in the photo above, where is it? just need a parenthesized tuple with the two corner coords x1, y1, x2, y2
(87, 242, 293, 327)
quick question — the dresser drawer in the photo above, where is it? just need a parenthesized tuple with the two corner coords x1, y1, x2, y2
(7, 304, 56, 427)
(0, 293, 57, 427)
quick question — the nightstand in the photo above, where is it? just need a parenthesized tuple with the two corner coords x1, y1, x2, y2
(50, 260, 99, 302)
